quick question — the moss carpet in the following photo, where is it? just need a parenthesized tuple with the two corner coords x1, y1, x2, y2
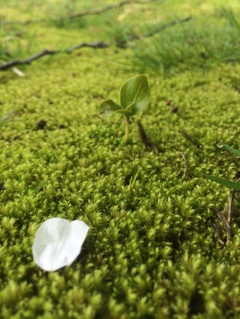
(1, 1, 240, 318)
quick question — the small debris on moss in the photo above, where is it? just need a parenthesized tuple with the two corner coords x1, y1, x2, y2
(37, 119, 47, 130)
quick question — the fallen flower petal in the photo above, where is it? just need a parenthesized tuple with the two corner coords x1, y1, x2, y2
(32, 218, 89, 272)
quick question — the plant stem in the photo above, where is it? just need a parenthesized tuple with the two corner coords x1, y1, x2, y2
(124, 116, 130, 144)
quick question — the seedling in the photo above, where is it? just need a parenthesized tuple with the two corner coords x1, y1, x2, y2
(99, 74, 150, 143)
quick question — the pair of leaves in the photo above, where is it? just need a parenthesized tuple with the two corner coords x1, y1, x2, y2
(99, 74, 150, 119)
(205, 144, 240, 191)
(32, 218, 89, 272)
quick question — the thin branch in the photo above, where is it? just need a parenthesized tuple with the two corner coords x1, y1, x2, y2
(1, 0, 159, 25)
(227, 190, 235, 225)
(145, 16, 192, 38)
(137, 120, 159, 151)
(212, 187, 240, 245)
(216, 210, 231, 244)
(212, 206, 231, 244)
(65, 41, 108, 53)
(0, 41, 108, 71)
(0, 10, 192, 71)
(180, 128, 200, 148)
(212, 222, 225, 245)
(117, 16, 192, 46)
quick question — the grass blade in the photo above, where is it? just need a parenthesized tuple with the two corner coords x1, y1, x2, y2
(220, 143, 240, 157)
(204, 174, 240, 191)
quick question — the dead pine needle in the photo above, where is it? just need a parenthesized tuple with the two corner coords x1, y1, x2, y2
(212, 222, 225, 245)
(212, 190, 236, 245)
(180, 128, 200, 148)
(215, 210, 231, 244)
(1, 0, 158, 25)
(137, 121, 158, 152)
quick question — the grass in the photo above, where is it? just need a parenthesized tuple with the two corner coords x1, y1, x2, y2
(1, 1, 240, 319)
(132, 7, 240, 74)
(2, 1, 240, 73)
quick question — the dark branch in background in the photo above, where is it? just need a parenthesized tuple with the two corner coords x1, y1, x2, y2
(0, 9, 191, 71)
(0, 0, 159, 25)
(0, 16, 191, 71)
(145, 16, 191, 38)
(117, 16, 192, 47)
(0, 41, 108, 71)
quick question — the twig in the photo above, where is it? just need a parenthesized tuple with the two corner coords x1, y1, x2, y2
(180, 129, 200, 148)
(118, 16, 192, 46)
(0, 41, 109, 71)
(212, 187, 240, 245)
(145, 16, 192, 38)
(0, 7, 192, 71)
(65, 41, 108, 53)
(137, 120, 158, 151)
(212, 206, 231, 244)
(212, 222, 225, 245)
(215, 210, 231, 244)
(227, 190, 235, 225)
(1, 0, 159, 25)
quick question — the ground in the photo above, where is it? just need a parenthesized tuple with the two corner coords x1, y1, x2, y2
(1, 1, 240, 318)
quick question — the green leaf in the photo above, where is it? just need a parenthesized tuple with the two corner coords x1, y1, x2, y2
(220, 143, 240, 157)
(204, 174, 240, 191)
(99, 100, 121, 119)
(120, 75, 150, 114)
(120, 109, 134, 117)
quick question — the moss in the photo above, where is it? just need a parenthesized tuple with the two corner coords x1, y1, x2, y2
(2, 1, 240, 319)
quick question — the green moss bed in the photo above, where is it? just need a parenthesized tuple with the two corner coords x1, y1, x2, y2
(1, 1, 240, 319)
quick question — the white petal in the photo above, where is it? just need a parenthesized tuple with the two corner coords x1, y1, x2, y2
(32, 218, 89, 272)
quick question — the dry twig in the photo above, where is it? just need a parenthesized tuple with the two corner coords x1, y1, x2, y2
(0, 0, 192, 71)
(118, 16, 192, 46)
(1, 0, 158, 25)
(180, 128, 200, 148)
(212, 190, 237, 244)
(215, 210, 231, 244)
(0, 41, 108, 71)
(145, 16, 191, 38)
(137, 120, 158, 151)
(212, 222, 225, 245)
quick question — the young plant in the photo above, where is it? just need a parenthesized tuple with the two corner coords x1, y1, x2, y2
(99, 74, 150, 143)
